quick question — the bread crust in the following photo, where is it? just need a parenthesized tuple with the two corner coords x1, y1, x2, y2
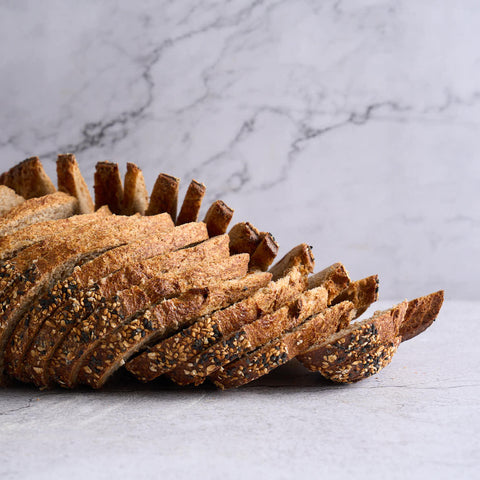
(176, 180, 206, 225)
(269, 244, 315, 281)
(0, 192, 78, 237)
(308, 263, 350, 303)
(211, 301, 354, 389)
(332, 275, 379, 318)
(249, 232, 279, 271)
(0, 186, 25, 216)
(94, 161, 123, 213)
(228, 222, 261, 256)
(0, 156, 56, 199)
(146, 173, 179, 221)
(203, 200, 234, 237)
(121, 163, 149, 215)
(57, 154, 95, 214)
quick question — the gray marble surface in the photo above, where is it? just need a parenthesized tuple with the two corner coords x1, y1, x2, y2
(1, 300, 479, 479)
(0, 1, 478, 299)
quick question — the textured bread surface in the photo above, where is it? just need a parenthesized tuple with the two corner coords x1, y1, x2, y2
(0, 186, 25, 216)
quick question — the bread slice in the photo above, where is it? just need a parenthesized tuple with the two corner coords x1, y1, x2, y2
(169, 285, 329, 386)
(203, 200, 234, 237)
(0, 186, 24, 216)
(79, 272, 271, 389)
(269, 244, 315, 281)
(146, 173, 179, 221)
(57, 154, 94, 214)
(21, 221, 207, 386)
(126, 266, 309, 382)
(297, 301, 408, 383)
(121, 163, 149, 215)
(0, 156, 56, 199)
(331, 275, 379, 318)
(0, 215, 174, 383)
(249, 233, 279, 271)
(176, 180, 206, 225)
(228, 222, 262, 255)
(0, 192, 78, 237)
(94, 161, 123, 213)
(167, 263, 349, 386)
(51, 253, 250, 388)
(8, 214, 177, 380)
(210, 301, 355, 389)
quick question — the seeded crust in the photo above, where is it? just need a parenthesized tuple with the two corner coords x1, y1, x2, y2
(79, 272, 271, 389)
(203, 200, 234, 237)
(0, 206, 111, 262)
(0, 192, 78, 237)
(269, 244, 315, 281)
(228, 222, 262, 256)
(51, 253, 250, 388)
(249, 233, 279, 272)
(146, 173, 179, 221)
(0, 156, 56, 199)
(308, 263, 350, 303)
(211, 301, 355, 389)
(10, 214, 181, 381)
(297, 301, 408, 383)
(168, 262, 350, 385)
(126, 266, 309, 382)
(0, 186, 25, 216)
(23, 235, 230, 386)
(121, 163, 149, 215)
(0, 215, 172, 382)
(57, 154, 95, 214)
(169, 285, 329, 386)
(332, 275, 379, 318)
(94, 161, 123, 214)
(400, 290, 444, 342)
(176, 180, 206, 225)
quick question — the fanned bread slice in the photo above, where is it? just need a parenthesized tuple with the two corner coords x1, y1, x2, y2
(167, 263, 349, 386)
(0, 215, 173, 383)
(51, 253, 250, 388)
(126, 266, 309, 382)
(0, 192, 78, 237)
(176, 180, 206, 225)
(0, 156, 56, 199)
(121, 163, 149, 215)
(94, 161, 123, 213)
(57, 153, 94, 214)
(210, 301, 355, 389)
(0, 186, 24, 216)
(146, 173, 179, 220)
(21, 222, 207, 386)
(248, 232, 279, 271)
(169, 285, 328, 386)
(269, 244, 315, 281)
(228, 222, 262, 256)
(79, 272, 271, 389)
(203, 200, 234, 237)
(297, 301, 408, 383)
(8, 214, 177, 380)
(331, 275, 379, 318)
(0, 206, 110, 262)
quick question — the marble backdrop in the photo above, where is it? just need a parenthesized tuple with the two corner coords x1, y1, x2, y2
(0, 0, 478, 299)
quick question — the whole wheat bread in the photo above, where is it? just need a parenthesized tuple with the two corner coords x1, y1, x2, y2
(0, 186, 25, 216)
(176, 180, 206, 225)
(146, 173, 179, 220)
(94, 161, 123, 213)
(121, 163, 149, 215)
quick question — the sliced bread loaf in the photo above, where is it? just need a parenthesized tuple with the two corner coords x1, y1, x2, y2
(0, 186, 24, 216)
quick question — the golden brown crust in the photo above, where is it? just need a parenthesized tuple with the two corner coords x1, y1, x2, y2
(249, 232, 279, 272)
(228, 222, 261, 256)
(332, 275, 379, 318)
(121, 163, 149, 215)
(0, 192, 78, 237)
(400, 290, 444, 342)
(203, 200, 234, 237)
(176, 179, 206, 225)
(211, 301, 355, 389)
(94, 161, 123, 214)
(297, 302, 407, 383)
(79, 272, 271, 389)
(0, 156, 56, 199)
(0, 186, 25, 216)
(57, 154, 95, 214)
(126, 266, 308, 382)
(269, 244, 315, 281)
(145, 173, 179, 221)
(308, 263, 351, 303)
